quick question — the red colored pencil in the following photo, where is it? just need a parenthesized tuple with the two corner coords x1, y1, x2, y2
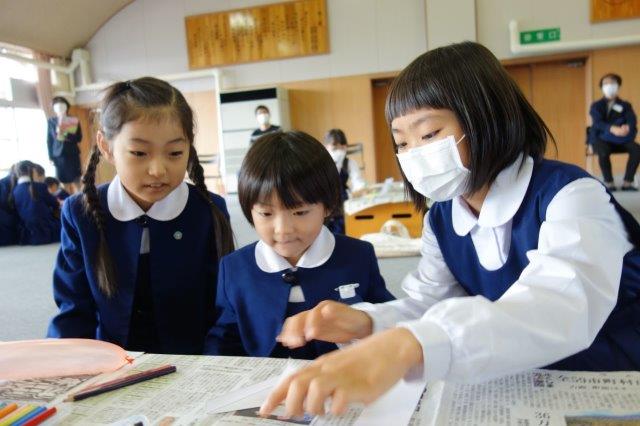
(21, 407, 57, 426)
(65, 364, 177, 402)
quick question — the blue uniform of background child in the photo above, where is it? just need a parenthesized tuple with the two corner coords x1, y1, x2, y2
(262, 41, 640, 418)
(47, 77, 235, 355)
(0, 164, 19, 246)
(12, 161, 60, 245)
(204, 131, 394, 359)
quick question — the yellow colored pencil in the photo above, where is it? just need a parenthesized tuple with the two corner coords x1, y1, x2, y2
(0, 405, 37, 426)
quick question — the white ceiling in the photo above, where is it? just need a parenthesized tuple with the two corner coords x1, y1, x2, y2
(0, 0, 133, 57)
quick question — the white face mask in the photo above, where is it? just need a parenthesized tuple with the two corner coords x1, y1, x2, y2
(602, 83, 619, 99)
(53, 102, 67, 116)
(396, 134, 469, 202)
(329, 148, 346, 164)
(256, 112, 270, 126)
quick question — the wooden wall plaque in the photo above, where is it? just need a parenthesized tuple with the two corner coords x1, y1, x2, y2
(185, 0, 329, 69)
(591, 0, 640, 22)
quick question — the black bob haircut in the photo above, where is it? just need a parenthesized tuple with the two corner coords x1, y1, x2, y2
(599, 73, 622, 87)
(385, 41, 554, 213)
(324, 128, 348, 147)
(52, 96, 70, 109)
(44, 176, 60, 187)
(255, 104, 270, 115)
(238, 130, 341, 224)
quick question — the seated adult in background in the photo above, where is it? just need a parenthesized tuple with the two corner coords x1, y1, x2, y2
(589, 73, 639, 191)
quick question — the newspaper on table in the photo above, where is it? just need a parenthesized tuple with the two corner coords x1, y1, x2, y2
(411, 369, 640, 426)
(51, 354, 425, 426)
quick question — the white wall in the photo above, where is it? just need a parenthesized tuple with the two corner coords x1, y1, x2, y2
(85, 0, 427, 96)
(426, 0, 476, 50)
(477, 0, 640, 59)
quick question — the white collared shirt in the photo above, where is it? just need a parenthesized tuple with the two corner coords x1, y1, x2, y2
(255, 226, 336, 302)
(355, 156, 633, 383)
(17, 176, 31, 184)
(107, 175, 189, 254)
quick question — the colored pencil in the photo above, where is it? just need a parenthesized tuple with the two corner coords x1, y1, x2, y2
(0, 403, 17, 420)
(77, 364, 175, 393)
(13, 406, 46, 426)
(21, 407, 57, 426)
(65, 364, 177, 402)
(0, 405, 36, 426)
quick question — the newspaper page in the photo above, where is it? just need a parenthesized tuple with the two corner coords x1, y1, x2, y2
(0, 375, 95, 405)
(414, 369, 640, 426)
(54, 354, 305, 425)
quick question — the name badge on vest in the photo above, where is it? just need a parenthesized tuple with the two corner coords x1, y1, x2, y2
(612, 103, 624, 113)
(335, 283, 359, 299)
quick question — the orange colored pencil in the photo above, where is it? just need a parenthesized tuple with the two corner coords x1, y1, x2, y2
(0, 403, 17, 420)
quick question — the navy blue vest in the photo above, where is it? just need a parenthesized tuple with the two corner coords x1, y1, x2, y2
(429, 159, 640, 371)
(204, 234, 395, 358)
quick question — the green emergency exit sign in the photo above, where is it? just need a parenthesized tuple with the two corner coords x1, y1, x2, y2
(520, 28, 561, 44)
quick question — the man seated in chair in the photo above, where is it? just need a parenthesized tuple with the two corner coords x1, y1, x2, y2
(589, 73, 639, 191)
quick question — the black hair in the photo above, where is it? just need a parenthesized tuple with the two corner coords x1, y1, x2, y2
(44, 177, 60, 188)
(84, 76, 234, 298)
(324, 129, 348, 147)
(255, 105, 270, 115)
(599, 73, 622, 87)
(32, 163, 45, 177)
(386, 41, 554, 213)
(52, 96, 71, 110)
(14, 160, 38, 201)
(238, 130, 341, 224)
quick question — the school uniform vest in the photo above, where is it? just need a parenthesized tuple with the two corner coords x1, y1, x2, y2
(204, 235, 394, 358)
(0, 175, 18, 246)
(12, 181, 60, 245)
(429, 159, 640, 371)
(47, 183, 228, 355)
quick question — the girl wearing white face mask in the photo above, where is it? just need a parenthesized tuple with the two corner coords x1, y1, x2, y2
(323, 129, 366, 234)
(589, 73, 639, 191)
(260, 41, 640, 419)
(46, 96, 83, 194)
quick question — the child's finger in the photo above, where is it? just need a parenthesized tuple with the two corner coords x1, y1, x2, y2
(330, 387, 350, 416)
(260, 373, 295, 416)
(305, 376, 335, 415)
(278, 312, 308, 348)
(304, 304, 327, 340)
(284, 370, 316, 418)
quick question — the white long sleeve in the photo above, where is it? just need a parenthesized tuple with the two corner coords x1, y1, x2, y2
(356, 177, 633, 383)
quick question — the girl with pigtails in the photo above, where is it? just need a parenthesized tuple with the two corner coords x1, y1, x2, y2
(47, 77, 235, 355)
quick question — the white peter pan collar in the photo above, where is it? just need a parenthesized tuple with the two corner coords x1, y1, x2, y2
(17, 176, 31, 184)
(107, 175, 189, 222)
(452, 155, 533, 236)
(255, 225, 336, 273)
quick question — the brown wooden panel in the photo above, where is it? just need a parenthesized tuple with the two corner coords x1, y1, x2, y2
(282, 75, 377, 182)
(591, 0, 640, 22)
(505, 65, 532, 103)
(185, 0, 329, 69)
(371, 79, 402, 183)
(531, 59, 588, 168)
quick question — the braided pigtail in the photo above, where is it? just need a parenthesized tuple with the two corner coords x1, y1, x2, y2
(188, 146, 235, 259)
(82, 145, 118, 298)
